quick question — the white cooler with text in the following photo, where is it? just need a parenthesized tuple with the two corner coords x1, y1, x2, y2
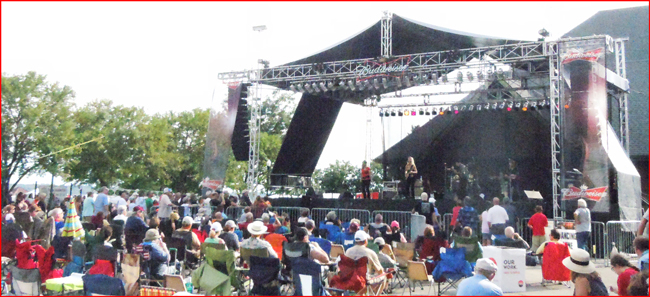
(482, 246, 526, 293)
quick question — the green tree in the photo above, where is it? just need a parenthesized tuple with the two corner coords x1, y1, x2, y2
(164, 109, 210, 192)
(1, 72, 75, 206)
(313, 160, 359, 193)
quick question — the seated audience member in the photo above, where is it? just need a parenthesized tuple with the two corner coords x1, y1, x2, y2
(297, 209, 310, 225)
(142, 229, 170, 279)
(241, 221, 278, 258)
(562, 248, 608, 296)
(261, 213, 275, 234)
(374, 237, 397, 268)
(451, 226, 483, 264)
(325, 211, 341, 226)
(536, 229, 562, 255)
(238, 207, 251, 224)
(124, 206, 149, 236)
(345, 231, 384, 275)
(456, 258, 503, 296)
(171, 217, 201, 261)
(366, 214, 389, 239)
(91, 212, 107, 230)
(220, 220, 240, 251)
(274, 216, 289, 234)
(494, 226, 530, 250)
(49, 208, 65, 234)
(294, 227, 329, 263)
(385, 221, 407, 246)
(239, 212, 255, 239)
(204, 222, 226, 246)
(457, 197, 480, 235)
(3, 205, 16, 224)
(100, 226, 114, 248)
(414, 225, 446, 253)
(608, 254, 640, 296)
(627, 269, 648, 296)
(112, 205, 128, 224)
(339, 220, 360, 250)
(634, 236, 648, 270)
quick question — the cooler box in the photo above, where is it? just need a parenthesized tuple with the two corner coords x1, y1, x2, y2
(482, 246, 526, 293)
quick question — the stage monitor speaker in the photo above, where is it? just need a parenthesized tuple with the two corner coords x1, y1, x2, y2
(340, 191, 353, 200)
(382, 190, 397, 200)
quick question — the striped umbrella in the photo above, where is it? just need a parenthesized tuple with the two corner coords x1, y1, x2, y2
(61, 201, 85, 241)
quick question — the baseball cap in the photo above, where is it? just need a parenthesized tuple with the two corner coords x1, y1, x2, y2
(133, 206, 144, 212)
(211, 222, 223, 232)
(374, 237, 386, 245)
(391, 221, 400, 228)
(354, 230, 370, 242)
(182, 216, 194, 225)
(476, 258, 498, 272)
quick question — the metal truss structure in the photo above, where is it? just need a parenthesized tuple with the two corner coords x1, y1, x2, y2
(218, 13, 629, 221)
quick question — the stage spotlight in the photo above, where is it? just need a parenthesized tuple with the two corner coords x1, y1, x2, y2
(432, 73, 439, 84)
(460, 105, 467, 112)
(492, 102, 499, 110)
(379, 109, 384, 117)
(538, 100, 546, 108)
(289, 84, 297, 92)
(338, 81, 346, 90)
(362, 80, 370, 90)
(498, 102, 506, 110)
(304, 83, 313, 93)
(431, 109, 438, 115)
(419, 108, 424, 116)
(476, 104, 482, 111)
(411, 109, 416, 116)
(382, 77, 389, 89)
(398, 109, 403, 116)
(390, 109, 396, 116)
(385, 110, 390, 117)
(404, 76, 412, 87)
(468, 105, 474, 111)
(396, 77, 402, 88)
(456, 71, 463, 82)
(522, 102, 529, 111)
(373, 78, 380, 90)
(327, 81, 335, 90)
(564, 103, 570, 109)
(514, 102, 521, 111)
(447, 107, 453, 115)
(425, 108, 431, 116)
(296, 84, 305, 92)
(507, 102, 514, 111)
(477, 71, 484, 81)
(442, 74, 448, 83)
(439, 107, 445, 115)
(311, 83, 320, 93)
(404, 109, 410, 116)
(466, 71, 474, 82)
(319, 82, 328, 92)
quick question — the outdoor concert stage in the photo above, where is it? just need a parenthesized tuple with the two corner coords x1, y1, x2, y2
(216, 12, 643, 224)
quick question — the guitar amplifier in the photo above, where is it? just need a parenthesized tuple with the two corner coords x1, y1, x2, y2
(383, 181, 399, 192)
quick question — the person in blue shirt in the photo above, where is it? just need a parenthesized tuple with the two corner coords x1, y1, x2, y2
(125, 206, 149, 236)
(94, 187, 110, 216)
(634, 236, 648, 271)
(142, 229, 170, 279)
(456, 258, 503, 296)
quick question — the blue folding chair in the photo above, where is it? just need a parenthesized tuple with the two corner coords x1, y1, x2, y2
(319, 222, 342, 243)
(309, 236, 332, 256)
(431, 247, 473, 296)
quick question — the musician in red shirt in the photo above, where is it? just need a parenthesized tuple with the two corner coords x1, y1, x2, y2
(361, 161, 371, 199)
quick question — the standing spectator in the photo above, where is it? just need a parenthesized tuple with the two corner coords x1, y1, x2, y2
(481, 209, 490, 246)
(239, 190, 252, 207)
(238, 207, 251, 224)
(125, 206, 149, 237)
(633, 236, 648, 270)
(28, 205, 44, 240)
(456, 258, 503, 296)
(457, 197, 480, 235)
(528, 205, 549, 252)
(15, 193, 29, 212)
(502, 197, 517, 228)
(135, 191, 147, 213)
(82, 192, 95, 223)
(220, 220, 240, 252)
(450, 199, 463, 230)
(142, 229, 170, 279)
(157, 193, 173, 220)
(487, 197, 509, 238)
(3, 205, 16, 224)
(562, 248, 608, 296)
(145, 191, 155, 214)
(637, 208, 648, 237)
(94, 187, 110, 216)
(241, 221, 277, 258)
(573, 199, 591, 252)
(412, 192, 439, 226)
(115, 191, 128, 209)
(361, 161, 371, 199)
(33, 193, 47, 213)
(608, 254, 640, 296)
(113, 205, 128, 224)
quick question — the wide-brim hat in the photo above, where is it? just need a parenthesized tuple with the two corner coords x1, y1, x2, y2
(562, 248, 596, 274)
(144, 229, 161, 241)
(247, 221, 268, 235)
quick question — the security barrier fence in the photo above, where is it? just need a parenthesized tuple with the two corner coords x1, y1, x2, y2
(371, 211, 412, 241)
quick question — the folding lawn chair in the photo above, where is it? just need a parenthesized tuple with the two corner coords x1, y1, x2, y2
(9, 266, 41, 296)
(431, 247, 473, 296)
(249, 256, 281, 296)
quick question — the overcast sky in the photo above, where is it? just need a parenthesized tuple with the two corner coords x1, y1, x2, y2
(3, 1, 646, 186)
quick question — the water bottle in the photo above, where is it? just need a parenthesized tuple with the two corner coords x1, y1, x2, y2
(610, 242, 618, 258)
(185, 281, 194, 293)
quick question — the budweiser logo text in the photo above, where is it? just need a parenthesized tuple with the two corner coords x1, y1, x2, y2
(561, 186, 608, 201)
(355, 64, 409, 77)
(561, 48, 603, 64)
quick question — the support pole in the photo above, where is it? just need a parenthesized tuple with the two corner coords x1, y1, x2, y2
(381, 11, 393, 58)
(547, 41, 564, 221)
(614, 38, 630, 155)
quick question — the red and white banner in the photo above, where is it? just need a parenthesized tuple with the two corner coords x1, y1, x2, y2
(561, 186, 608, 201)
(561, 48, 604, 64)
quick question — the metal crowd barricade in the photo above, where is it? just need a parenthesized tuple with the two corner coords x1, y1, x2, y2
(225, 206, 244, 222)
(591, 221, 606, 264)
(372, 211, 412, 241)
(311, 208, 332, 226)
(337, 209, 372, 226)
(269, 207, 309, 230)
(518, 217, 533, 245)
(605, 220, 641, 266)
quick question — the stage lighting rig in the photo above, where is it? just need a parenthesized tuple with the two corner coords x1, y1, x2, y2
(514, 102, 521, 111)
(498, 102, 506, 110)
(327, 82, 335, 90)
(522, 102, 529, 111)
(507, 102, 514, 111)
(290, 84, 297, 92)
(419, 108, 424, 116)
(379, 109, 384, 117)
(425, 108, 431, 116)
(442, 74, 448, 83)
(304, 83, 313, 93)
(439, 107, 445, 115)
(390, 109, 396, 116)
(468, 105, 474, 111)
(398, 109, 403, 116)
(373, 78, 380, 90)
(431, 109, 437, 115)
(411, 109, 416, 116)
(319, 82, 328, 92)
(382, 77, 389, 89)
(466, 71, 474, 82)
(432, 73, 439, 85)
(476, 104, 482, 111)
(477, 71, 484, 81)
(529, 101, 537, 110)
(312, 83, 320, 93)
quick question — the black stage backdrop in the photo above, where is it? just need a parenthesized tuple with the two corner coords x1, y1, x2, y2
(271, 93, 343, 184)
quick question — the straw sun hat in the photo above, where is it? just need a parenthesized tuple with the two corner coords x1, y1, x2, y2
(562, 248, 596, 274)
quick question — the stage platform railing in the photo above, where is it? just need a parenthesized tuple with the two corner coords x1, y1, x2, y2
(442, 213, 453, 237)
(372, 211, 412, 241)
(225, 206, 245, 222)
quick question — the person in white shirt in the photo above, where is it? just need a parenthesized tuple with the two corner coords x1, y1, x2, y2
(135, 190, 147, 213)
(487, 197, 509, 238)
(158, 193, 173, 219)
(113, 205, 128, 224)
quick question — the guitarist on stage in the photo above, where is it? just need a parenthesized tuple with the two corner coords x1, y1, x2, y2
(404, 157, 418, 199)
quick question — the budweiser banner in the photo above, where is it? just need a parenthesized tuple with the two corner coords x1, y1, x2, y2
(559, 37, 610, 213)
(201, 83, 241, 195)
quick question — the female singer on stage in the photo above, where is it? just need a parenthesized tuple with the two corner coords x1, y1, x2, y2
(405, 157, 418, 199)
(361, 161, 371, 199)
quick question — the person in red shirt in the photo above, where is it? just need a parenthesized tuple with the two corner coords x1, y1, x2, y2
(528, 205, 548, 252)
(609, 254, 640, 296)
(450, 199, 462, 235)
(361, 161, 371, 199)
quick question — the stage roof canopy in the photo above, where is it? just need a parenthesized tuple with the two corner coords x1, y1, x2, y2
(284, 14, 524, 66)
